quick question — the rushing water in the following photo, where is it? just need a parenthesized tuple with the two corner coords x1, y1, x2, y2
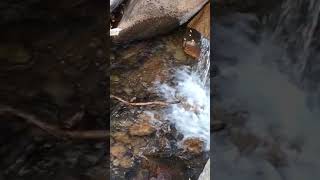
(214, 0, 320, 179)
(156, 36, 210, 150)
(267, 0, 320, 83)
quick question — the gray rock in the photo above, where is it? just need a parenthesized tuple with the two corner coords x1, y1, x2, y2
(198, 159, 210, 180)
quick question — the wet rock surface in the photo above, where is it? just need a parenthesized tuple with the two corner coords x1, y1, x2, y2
(111, 0, 209, 43)
(111, 29, 209, 179)
(183, 138, 205, 155)
(0, 1, 107, 179)
(183, 3, 210, 59)
(129, 122, 156, 136)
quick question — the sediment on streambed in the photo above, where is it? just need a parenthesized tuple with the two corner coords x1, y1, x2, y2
(110, 32, 210, 179)
(111, 2, 210, 179)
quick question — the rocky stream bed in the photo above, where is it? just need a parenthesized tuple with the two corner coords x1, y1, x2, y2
(110, 29, 209, 179)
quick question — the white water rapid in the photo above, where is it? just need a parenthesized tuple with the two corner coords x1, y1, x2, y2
(157, 37, 210, 150)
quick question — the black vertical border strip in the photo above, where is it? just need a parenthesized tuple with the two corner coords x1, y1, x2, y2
(106, 0, 111, 179)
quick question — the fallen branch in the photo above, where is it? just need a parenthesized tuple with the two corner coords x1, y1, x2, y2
(0, 105, 108, 140)
(110, 94, 171, 106)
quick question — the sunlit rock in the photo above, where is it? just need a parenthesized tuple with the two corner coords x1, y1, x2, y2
(111, 0, 208, 43)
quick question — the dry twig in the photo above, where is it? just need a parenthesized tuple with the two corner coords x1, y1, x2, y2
(110, 94, 171, 106)
(0, 105, 108, 140)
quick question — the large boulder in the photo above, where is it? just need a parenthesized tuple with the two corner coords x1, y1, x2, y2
(111, 0, 209, 43)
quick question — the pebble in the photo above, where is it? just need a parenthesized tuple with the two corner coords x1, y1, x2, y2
(113, 159, 120, 166)
(111, 75, 120, 82)
(130, 137, 147, 147)
(123, 87, 133, 95)
(113, 132, 131, 144)
(129, 122, 155, 136)
(119, 156, 133, 168)
(111, 144, 127, 158)
(183, 138, 204, 154)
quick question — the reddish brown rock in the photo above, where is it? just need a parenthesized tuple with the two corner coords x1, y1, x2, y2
(183, 37, 201, 59)
(183, 3, 210, 59)
(187, 3, 210, 39)
(183, 138, 204, 154)
(129, 122, 156, 136)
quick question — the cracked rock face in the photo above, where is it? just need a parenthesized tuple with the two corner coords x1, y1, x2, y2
(112, 0, 209, 43)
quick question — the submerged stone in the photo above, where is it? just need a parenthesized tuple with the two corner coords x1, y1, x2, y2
(183, 3, 210, 59)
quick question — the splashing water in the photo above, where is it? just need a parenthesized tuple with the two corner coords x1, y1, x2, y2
(157, 37, 210, 150)
(267, 0, 320, 82)
(214, 6, 320, 179)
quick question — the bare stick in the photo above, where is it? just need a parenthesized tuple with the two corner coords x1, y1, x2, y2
(0, 105, 108, 140)
(110, 94, 170, 106)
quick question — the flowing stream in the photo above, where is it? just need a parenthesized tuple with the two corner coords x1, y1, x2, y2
(157, 36, 210, 150)
(214, 0, 320, 179)
(267, 0, 320, 84)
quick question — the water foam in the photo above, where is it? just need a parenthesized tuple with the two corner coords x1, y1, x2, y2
(157, 37, 210, 150)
